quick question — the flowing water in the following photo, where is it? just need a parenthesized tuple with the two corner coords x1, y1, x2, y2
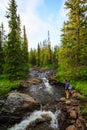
(42, 77, 53, 94)
(8, 110, 61, 130)
(8, 68, 64, 130)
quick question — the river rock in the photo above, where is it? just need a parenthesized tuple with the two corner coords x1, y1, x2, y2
(66, 125, 76, 130)
(70, 110, 77, 119)
(2, 92, 39, 114)
(60, 112, 67, 121)
(76, 118, 86, 130)
(0, 100, 5, 111)
(85, 122, 87, 128)
(21, 78, 42, 88)
(60, 97, 66, 102)
(33, 114, 52, 124)
(66, 100, 71, 105)
(72, 92, 82, 99)
(27, 78, 42, 85)
(26, 114, 52, 130)
(41, 114, 52, 121)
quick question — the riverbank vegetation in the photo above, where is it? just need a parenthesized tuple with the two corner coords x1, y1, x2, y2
(56, 0, 87, 97)
(0, 0, 29, 95)
(0, 0, 87, 100)
(57, 0, 87, 119)
(29, 42, 58, 69)
(72, 81, 87, 96)
(0, 78, 20, 96)
(57, 0, 87, 81)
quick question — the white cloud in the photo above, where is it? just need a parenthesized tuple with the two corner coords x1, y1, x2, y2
(0, 0, 9, 31)
(0, 0, 67, 50)
(17, 0, 59, 49)
(0, 0, 8, 11)
(56, 0, 67, 45)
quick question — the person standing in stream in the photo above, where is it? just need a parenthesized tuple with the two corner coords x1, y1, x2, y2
(65, 80, 70, 99)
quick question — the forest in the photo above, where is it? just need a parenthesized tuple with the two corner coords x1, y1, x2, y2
(0, 0, 87, 97)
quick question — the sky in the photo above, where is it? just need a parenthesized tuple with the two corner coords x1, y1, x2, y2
(0, 0, 67, 50)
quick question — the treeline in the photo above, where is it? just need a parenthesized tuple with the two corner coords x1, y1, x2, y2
(29, 41, 59, 68)
(57, 0, 87, 81)
(0, 0, 87, 83)
(0, 0, 29, 80)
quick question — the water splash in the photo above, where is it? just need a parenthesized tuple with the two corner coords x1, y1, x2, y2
(42, 77, 53, 94)
(8, 110, 60, 130)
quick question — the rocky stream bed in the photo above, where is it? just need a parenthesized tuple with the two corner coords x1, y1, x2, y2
(0, 67, 87, 130)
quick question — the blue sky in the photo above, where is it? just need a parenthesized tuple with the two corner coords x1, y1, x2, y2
(0, 0, 67, 50)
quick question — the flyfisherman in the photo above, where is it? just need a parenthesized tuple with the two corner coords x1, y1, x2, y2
(65, 80, 70, 99)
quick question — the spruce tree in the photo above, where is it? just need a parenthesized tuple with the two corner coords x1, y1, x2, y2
(22, 25, 29, 65)
(58, 0, 87, 80)
(47, 43, 52, 64)
(37, 43, 40, 66)
(0, 23, 4, 74)
(29, 48, 37, 66)
(4, 0, 22, 79)
(53, 45, 59, 67)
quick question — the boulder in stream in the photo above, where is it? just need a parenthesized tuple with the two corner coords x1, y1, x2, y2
(2, 92, 40, 115)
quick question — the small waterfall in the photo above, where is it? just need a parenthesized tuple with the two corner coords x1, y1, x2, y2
(42, 77, 53, 94)
(38, 71, 53, 94)
(8, 110, 60, 130)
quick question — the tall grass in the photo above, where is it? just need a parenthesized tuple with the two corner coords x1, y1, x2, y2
(71, 81, 87, 96)
(0, 76, 20, 96)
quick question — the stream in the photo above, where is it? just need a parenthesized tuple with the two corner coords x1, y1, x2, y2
(7, 68, 64, 130)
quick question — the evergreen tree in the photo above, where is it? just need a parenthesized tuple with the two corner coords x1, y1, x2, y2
(22, 25, 29, 65)
(47, 43, 52, 64)
(29, 40, 53, 67)
(53, 45, 59, 67)
(17, 15, 22, 46)
(4, 0, 22, 79)
(29, 48, 37, 66)
(0, 23, 4, 74)
(37, 43, 41, 66)
(58, 0, 87, 81)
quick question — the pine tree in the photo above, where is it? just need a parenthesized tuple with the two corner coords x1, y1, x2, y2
(37, 43, 41, 66)
(29, 48, 37, 66)
(53, 45, 59, 67)
(58, 0, 87, 80)
(16, 14, 22, 50)
(0, 23, 4, 74)
(47, 43, 52, 64)
(4, 0, 22, 79)
(22, 25, 29, 65)
(16, 15, 24, 69)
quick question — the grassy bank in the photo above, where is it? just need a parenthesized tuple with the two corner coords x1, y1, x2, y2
(0, 64, 30, 96)
(71, 81, 87, 96)
(40, 64, 57, 70)
(0, 78, 20, 96)
(55, 74, 87, 119)
(69, 81, 87, 119)
(75, 81, 87, 120)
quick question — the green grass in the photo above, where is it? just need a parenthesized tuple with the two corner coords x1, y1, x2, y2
(71, 81, 87, 96)
(0, 65, 30, 96)
(41, 64, 57, 69)
(0, 79, 20, 96)
(81, 104, 87, 120)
